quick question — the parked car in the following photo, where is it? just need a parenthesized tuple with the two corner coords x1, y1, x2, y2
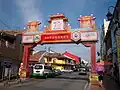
(32, 64, 55, 78)
(78, 67, 87, 75)
(53, 69, 62, 76)
(61, 69, 73, 73)
(73, 68, 78, 72)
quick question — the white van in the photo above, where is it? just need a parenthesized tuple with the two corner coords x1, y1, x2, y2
(32, 64, 55, 78)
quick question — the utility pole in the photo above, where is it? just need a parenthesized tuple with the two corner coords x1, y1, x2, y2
(48, 47, 51, 66)
(44, 46, 46, 51)
(0, 20, 10, 29)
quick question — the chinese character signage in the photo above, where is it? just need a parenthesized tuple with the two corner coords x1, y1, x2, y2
(41, 32, 71, 43)
(81, 31, 97, 41)
(52, 19, 64, 30)
(22, 36, 34, 43)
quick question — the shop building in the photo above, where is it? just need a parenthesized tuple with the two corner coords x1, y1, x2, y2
(104, 0, 120, 82)
(29, 50, 77, 70)
(0, 30, 24, 80)
(100, 19, 110, 60)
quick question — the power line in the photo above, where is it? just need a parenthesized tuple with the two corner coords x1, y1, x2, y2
(0, 19, 10, 29)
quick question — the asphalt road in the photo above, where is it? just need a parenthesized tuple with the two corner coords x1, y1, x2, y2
(0, 72, 89, 90)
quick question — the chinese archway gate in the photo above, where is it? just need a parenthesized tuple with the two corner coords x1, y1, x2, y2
(21, 13, 98, 78)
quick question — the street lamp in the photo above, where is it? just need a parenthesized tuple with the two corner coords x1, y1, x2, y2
(106, 6, 115, 21)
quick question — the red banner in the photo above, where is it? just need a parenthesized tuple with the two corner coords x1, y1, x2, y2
(41, 32, 71, 43)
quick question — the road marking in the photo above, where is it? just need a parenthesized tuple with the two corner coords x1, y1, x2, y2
(84, 82, 89, 90)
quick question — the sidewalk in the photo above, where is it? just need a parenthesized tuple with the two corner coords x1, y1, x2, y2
(103, 75, 120, 90)
(0, 78, 34, 87)
(90, 73, 120, 90)
(90, 80, 105, 90)
(90, 73, 105, 90)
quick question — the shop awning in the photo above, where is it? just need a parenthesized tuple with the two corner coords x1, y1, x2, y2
(96, 60, 112, 66)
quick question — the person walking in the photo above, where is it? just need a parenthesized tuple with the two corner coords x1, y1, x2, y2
(96, 60, 105, 87)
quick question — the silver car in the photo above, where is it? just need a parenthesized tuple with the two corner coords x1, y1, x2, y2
(78, 67, 87, 75)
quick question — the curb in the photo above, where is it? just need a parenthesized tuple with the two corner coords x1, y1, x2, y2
(84, 82, 90, 90)
(9, 79, 45, 88)
(0, 78, 33, 87)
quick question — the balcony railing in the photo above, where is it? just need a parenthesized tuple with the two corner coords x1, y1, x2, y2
(0, 39, 15, 49)
(0, 39, 17, 59)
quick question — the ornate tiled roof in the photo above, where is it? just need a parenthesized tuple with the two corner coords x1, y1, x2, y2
(0, 30, 25, 36)
(29, 51, 46, 62)
(29, 51, 67, 62)
(44, 52, 66, 58)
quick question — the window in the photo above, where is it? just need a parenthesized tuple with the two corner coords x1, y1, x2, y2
(0, 40, 1, 47)
(5, 41, 8, 47)
(35, 65, 43, 69)
(1, 39, 6, 47)
(6, 41, 15, 49)
(44, 66, 52, 70)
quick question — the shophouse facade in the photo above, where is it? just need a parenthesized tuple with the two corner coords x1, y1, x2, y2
(0, 30, 24, 80)
(100, 19, 110, 60)
(104, 0, 120, 82)
(29, 50, 77, 71)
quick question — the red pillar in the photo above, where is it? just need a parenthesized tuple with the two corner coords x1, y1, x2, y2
(90, 43, 96, 72)
(21, 45, 31, 79)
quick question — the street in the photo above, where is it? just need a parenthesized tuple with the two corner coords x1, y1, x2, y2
(0, 72, 89, 90)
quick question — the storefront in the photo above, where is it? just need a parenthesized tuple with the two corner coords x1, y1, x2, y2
(0, 58, 19, 80)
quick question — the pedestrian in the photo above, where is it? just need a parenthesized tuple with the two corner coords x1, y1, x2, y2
(95, 60, 105, 87)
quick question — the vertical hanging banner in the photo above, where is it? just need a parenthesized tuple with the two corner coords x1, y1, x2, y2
(117, 36, 120, 64)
